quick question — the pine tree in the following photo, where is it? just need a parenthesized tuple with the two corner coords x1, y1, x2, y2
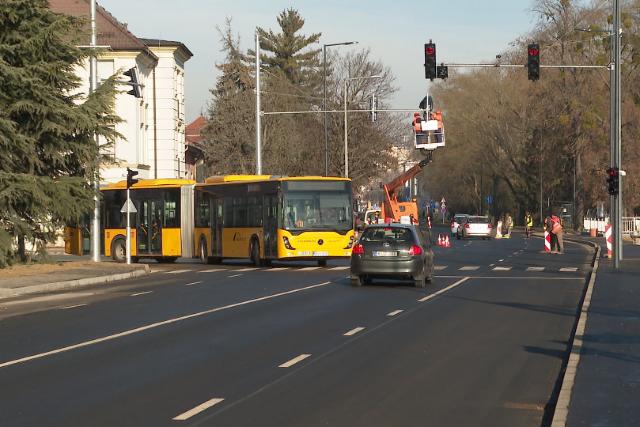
(0, 0, 120, 265)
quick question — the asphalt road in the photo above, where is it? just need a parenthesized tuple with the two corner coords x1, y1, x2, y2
(0, 232, 593, 426)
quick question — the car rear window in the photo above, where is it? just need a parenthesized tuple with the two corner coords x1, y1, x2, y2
(361, 227, 415, 243)
(467, 216, 489, 223)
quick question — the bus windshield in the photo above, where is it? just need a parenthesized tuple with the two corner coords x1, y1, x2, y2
(283, 191, 352, 232)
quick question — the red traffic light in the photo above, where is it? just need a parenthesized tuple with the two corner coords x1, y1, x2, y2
(425, 46, 435, 56)
(528, 47, 539, 56)
(607, 167, 618, 177)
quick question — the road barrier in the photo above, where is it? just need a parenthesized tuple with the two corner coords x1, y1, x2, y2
(544, 230, 551, 253)
(605, 224, 612, 258)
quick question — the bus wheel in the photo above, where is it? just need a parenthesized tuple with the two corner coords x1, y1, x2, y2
(318, 259, 327, 267)
(250, 239, 261, 267)
(199, 238, 209, 264)
(111, 238, 126, 263)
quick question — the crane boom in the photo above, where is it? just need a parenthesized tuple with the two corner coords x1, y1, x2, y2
(381, 157, 431, 224)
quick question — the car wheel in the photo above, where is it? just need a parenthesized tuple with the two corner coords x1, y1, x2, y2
(111, 238, 126, 263)
(351, 276, 363, 287)
(317, 259, 327, 267)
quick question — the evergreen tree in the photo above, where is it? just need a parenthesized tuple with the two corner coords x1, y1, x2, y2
(0, 0, 120, 265)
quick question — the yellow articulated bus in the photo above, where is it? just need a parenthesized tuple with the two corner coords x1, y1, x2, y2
(194, 175, 355, 266)
(65, 178, 195, 262)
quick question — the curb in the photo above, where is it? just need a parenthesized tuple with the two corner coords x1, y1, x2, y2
(550, 238, 601, 426)
(0, 264, 151, 300)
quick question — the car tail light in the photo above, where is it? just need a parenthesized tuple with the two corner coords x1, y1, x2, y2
(488, 223, 493, 229)
(409, 244, 422, 256)
(465, 223, 470, 229)
(352, 244, 364, 255)
(283, 236, 295, 250)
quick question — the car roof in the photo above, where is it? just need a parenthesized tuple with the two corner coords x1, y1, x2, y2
(364, 223, 416, 229)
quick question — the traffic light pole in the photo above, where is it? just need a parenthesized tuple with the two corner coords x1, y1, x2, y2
(126, 188, 131, 265)
(613, 0, 622, 268)
(89, 0, 100, 263)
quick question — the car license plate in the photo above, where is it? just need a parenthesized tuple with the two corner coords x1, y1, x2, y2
(313, 251, 329, 256)
(372, 251, 396, 257)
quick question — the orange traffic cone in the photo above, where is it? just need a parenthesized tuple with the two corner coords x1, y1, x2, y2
(437, 234, 443, 247)
(444, 235, 451, 248)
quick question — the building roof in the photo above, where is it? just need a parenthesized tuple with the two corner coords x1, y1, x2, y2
(140, 38, 194, 59)
(48, 0, 157, 62)
(186, 116, 206, 146)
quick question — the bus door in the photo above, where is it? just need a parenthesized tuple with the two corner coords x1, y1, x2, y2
(263, 194, 278, 258)
(137, 198, 164, 255)
(211, 198, 223, 257)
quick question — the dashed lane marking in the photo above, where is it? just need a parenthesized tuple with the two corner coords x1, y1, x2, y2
(343, 327, 365, 336)
(560, 267, 579, 272)
(387, 310, 403, 317)
(173, 398, 225, 421)
(198, 269, 226, 273)
(526, 266, 545, 272)
(434, 265, 447, 271)
(459, 266, 479, 271)
(130, 291, 153, 297)
(235, 267, 259, 272)
(60, 304, 87, 310)
(266, 267, 289, 271)
(493, 266, 512, 271)
(278, 354, 311, 368)
(166, 270, 192, 275)
(228, 274, 242, 278)
(299, 266, 320, 271)
(0, 281, 333, 369)
(329, 266, 349, 270)
(184, 281, 202, 287)
(418, 277, 470, 302)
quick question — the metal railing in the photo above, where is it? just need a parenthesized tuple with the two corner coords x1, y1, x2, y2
(584, 217, 640, 235)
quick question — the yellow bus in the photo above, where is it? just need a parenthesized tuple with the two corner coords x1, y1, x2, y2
(65, 178, 195, 262)
(194, 175, 355, 266)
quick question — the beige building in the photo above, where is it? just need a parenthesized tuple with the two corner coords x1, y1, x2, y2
(48, 0, 193, 182)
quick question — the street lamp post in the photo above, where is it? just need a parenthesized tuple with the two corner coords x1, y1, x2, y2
(344, 75, 381, 178)
(323, 41, 357, 176)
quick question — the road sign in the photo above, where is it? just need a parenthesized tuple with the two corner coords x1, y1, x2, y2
(486, 195, 493, 205)
(120, 199, 137, 214)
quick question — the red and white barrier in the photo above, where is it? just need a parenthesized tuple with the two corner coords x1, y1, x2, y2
(605, 224, 612, 258)
(544, 230, 551, 253)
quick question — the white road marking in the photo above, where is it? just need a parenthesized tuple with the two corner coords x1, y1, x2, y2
(418, 277, 470, 302)
(459, 266, 479, 271)
(387, 310, 403, 317)
(0, 281, 333, 370)
(130, 291, 153, 297)
(526, 266, 545, 272)
(299, 266, 320, 271)
(434, 265, 447, 271)
(198, 269, 226, 273)
(228, 274, 242, 278)
(60, 304, 87, 310)
(267, 267, 289, 271)
(343, 327, 365, 336)
(498, 259, 505, 262)
(493, 266, 512, 271)
(184, 281, 202, 287)
(166, 269, 192, 274)
(329, 266, 349, 270)
(173, 398, 225, 421)
(489, 264, 495, 267)
(279, 354, 311, 368)
(236, 267, 259, 272)
(560, 267, 579, 272)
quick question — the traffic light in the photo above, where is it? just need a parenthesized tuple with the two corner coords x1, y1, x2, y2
(436, 63, 448, 79)
(424, 42, 436, 80)
(527, 43, 540, 81)
(607, 167, 619, 196)
(123, 67, 142, 98)
(126, 167, 139, 189)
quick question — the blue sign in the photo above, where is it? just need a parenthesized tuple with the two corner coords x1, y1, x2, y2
(486, 195, 493, 205)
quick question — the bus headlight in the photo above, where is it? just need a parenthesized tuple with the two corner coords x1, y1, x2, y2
(283, 236, 295, 250)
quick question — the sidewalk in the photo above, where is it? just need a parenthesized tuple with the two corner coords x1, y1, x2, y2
(563, 240, 640, 426)
(0, 256, 150, 299)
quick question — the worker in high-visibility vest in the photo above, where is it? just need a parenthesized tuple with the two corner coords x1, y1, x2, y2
(525, 211, 533, 238)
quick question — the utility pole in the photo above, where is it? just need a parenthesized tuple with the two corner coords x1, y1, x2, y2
(612, 0, 623, 268)
(90, 0, 100, 263)
(255, 31, 262, 175)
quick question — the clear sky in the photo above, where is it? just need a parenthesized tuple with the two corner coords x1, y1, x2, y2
(98, 0, 538, 122)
